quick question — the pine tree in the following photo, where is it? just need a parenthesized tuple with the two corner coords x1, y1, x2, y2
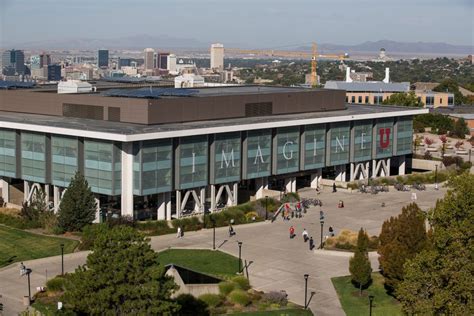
(349, 228, 372, 295)
(397, 173, 474, 315)
(58, 171, 97, 232)
(63, 226, 180, 315)
(378, 203, 428, 293)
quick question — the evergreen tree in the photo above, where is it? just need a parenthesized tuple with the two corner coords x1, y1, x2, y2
(397, 173, 474, 315)
(382, 91, 424, 107)
(450, 117, 469, 139)
(58, 171, 97, 232)
(378, 203, 428, 293)
(63, 226, 180, 315)
(349, 228, 372, 295)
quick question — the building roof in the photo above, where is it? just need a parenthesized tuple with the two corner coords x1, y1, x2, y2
(324, 81, 410, 93)
(448, 113, 474, 120)
(0, 104, 427, 142)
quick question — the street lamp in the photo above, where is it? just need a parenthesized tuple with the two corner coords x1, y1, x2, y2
(237, 241, 243, 273)
(435, 165, 438, 190)
(369, 295, 374, 316)
(320, 219, 325, 249)
(304, 274, 309, 309)
(60, 243, 64, 275)
(265, 196, 268, 221)
(20, 264, 32, 303)
(210, 215, 216, 250)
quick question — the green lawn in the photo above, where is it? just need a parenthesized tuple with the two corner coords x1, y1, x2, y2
(0, 225, 79, 267)
(157, 249, 241, 278)
(230, 309, 313, 315)
(331, 273, 402, 316)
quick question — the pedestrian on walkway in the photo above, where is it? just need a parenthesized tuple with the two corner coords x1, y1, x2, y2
(319, 210, 325, 220)
(309, 237, 314, 250)
(333, 182, 337, 193)
(329, 226, 335, 237)
(302, 228, 309, 242)
(20, 262, 26, 276)
(177, 226, 182, 238)
(229, 223, 236, 237)
(289, 225, 295, 239)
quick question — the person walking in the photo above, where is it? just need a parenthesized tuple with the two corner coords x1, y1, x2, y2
(329, 226, 335, 237)
(229, 223, 235, 237)
(319, 210, 325, 220)
(177, 226, 182, 238)
(289, 225, 295, 239)
(333, 182, 337, 193)
(302, 228, 309, 242)
(309, 237, 314, 250)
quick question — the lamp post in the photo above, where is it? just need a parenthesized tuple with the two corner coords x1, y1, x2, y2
(369, 295, 374, 316)
(21, 265, 32, 303)
(237, 241, 243, 273)
(60, 243, 64, 275)
(320, 219, 325, 249)
(265, 195, 268, 221)
(211, 216, 216, 250)
(304, 274, 309, 309)
(435, 165, 438, 190)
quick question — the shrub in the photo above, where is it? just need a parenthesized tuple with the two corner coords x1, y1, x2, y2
(280, 192, 300, 204)
(423, 151, 433, 160)
(175, 294, 208, 316)
(198, 293, 223, 308)
(0, 212, 41, 229)
(219, 281, 235, 296)
(39, 211, 58, 234)
(261, 291, 288, 306)
(46, 276, 67, 292)
(232, 276, 250, 290)
(347, 182, 359, 190)
(172, 216, 203, 232)
(106, 215, 135, 228)
(136, 220, 174, 236)
(229, 289, 251, 306)
(244, 211, 258, 222)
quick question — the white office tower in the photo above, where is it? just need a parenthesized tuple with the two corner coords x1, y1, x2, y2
(167, 54, 177, 74)
(144, 48, 155, 71)
(210, 43, 224, 72)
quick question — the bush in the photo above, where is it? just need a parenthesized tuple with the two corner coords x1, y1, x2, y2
(347, 182, 359, 190)
(244, 211, 258, 222)
(175, 294, 209, 316)
(280, 192, 300, 204)
(205, 208, 247, 228)
(261, 291, 288, 306)
(46, 276, 67, 292)
(0, 212, 41, 229)
(255, 198, 280, 213)
(219, 281, 235, 296)
(232, 276, 250, 290)
(136, 220, 174, 236)
(39, 211, 58, 234)
(325, 229, 379, 251)
(172, 216, 203, 232)
(198, 293, 223, 308)
(106, 215, 135, 228)
(229, 289, 251, 306)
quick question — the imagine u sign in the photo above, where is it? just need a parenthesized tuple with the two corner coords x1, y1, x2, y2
(379, 128, 391, 149)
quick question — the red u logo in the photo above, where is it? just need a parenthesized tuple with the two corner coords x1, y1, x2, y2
(379, 128, 391, 148)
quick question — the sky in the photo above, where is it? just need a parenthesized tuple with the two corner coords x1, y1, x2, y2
(0, 0, 473, 48)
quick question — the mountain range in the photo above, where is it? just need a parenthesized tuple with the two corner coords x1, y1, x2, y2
(2, 36, 472, 55)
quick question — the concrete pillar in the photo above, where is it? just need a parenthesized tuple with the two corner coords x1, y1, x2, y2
(200, 187, 206, 212)
(310, 169, 322, 189)
(44, 184, 50, 206)
(157, 193, 166, 220)
(255, 178, 268, 200)
(350, 163, 355, 182)
(233, 182, 238, 206)
(93, 198, 100, 223)
(371, 160, 377, 178)
(210, 185, 216, 211)
(1, 179, 9, 204)
(386, 158, 391, 177)
(285, 177, 296, 193)
(53, 186, 60, 213)
(399, 156, 406, 175)
(165, 192, 171, 220)
(121, 142, 134, 218)
(335, 165, 346, 182)
(24, 180, 30, 202)
(176, 190, 182, 219)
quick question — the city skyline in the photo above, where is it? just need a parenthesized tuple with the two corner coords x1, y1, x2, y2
(0, 0, 472, 48)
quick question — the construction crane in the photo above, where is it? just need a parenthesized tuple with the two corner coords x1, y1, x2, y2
(225, 42, 348, 86)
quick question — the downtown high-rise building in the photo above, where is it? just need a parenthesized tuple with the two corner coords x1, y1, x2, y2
(98, 49, 109, 68)
(1, 49, 25, 75)
(144, 48, 155, 71)
(210, 43, 224, 71)
(157, 52, 170, 70)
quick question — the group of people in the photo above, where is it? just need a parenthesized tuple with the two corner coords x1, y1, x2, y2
(281, 202, 304, 221)
(289, 226, 315, 250)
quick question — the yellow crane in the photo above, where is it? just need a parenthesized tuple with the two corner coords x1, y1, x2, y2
(225, 42, 348, 86)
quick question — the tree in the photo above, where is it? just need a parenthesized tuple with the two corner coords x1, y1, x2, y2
(57, 171, 97, 232)
(397, 173, 474, 314)
(450, 117, 469, 139)
(63, 226, 180, 315)
(349, 228, 372, 295)
(378, 203, 428, 294)
(433, 79, 466, 105)
(382, 91, 424, 107)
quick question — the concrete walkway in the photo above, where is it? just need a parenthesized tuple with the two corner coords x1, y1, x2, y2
(0, 186, 447, 315)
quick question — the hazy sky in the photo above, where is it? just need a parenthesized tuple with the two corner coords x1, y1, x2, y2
(1, 0, 473, 47)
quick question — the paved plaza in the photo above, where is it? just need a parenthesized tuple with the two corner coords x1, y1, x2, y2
(0, 186, 447, 315)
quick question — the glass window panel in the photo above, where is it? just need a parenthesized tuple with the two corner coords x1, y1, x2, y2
(0, 129, 17, 177)
(245, 129, 272, 179)
(328, 123, 350, 166)
(213, 132, 241, 184)
(375, 118, 394, 158)
(275, 127, 299, 175)
(303, 124, 325, 170)
(21, 132, 46, 182)
(178, 136, 208, 190)
(353, 120, 373, 162)
(396, 117, 413, 155)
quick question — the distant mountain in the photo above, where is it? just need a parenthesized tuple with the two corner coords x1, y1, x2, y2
(297, 40, 473, 55)
(1, 34, 208, 50)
